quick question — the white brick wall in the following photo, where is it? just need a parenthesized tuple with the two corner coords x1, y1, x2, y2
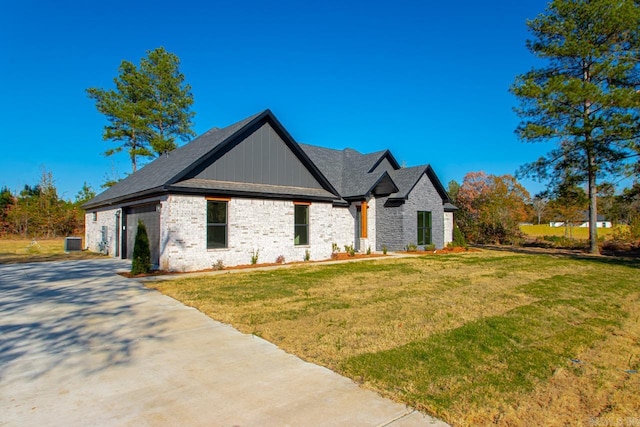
(85, 207, 120, 256)
(161, 195, 355, 272)
(350, 198, 376, 253)
(444, 211, 454, 246)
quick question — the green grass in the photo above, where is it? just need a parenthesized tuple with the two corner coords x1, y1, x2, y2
(149, 250, 640, 425)
(342, 269, 625, 415)
(0, 237, 103, 263)
(520, 224, 622, 239)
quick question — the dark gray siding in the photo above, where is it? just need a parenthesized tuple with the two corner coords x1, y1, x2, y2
(375, 196, 404, 251)
(375, 173, 445, 250)
(124, 204, 160, 267)
(193, 122, 323, 189)
(401, 174, 445, 249)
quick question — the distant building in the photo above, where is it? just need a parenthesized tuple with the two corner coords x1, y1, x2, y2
(549, 211, 611, 228)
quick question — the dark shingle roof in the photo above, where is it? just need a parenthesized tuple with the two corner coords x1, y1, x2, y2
(84, 109, 451, 209)
(84, 112, 263, 209)
(300, 145, 398, 199)
(388, 166, 427, 199)
(300, 144, 449, 203)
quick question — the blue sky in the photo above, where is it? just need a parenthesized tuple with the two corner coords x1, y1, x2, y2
(1, 0, 552, 201)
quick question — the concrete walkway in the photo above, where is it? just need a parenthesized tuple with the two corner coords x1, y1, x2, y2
(0, 259, 448, 426)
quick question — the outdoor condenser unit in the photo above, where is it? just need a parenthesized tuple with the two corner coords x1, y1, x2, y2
(64, 237, 82, 252)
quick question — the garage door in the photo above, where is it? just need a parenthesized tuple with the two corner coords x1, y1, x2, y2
(124, 204, 160, 267)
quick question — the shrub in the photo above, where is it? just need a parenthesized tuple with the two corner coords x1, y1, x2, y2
(424, 244, 436, 252)
(405, 242, 417, 252)
(131, 220, 151, 275)
(304, 249, 311, 262)
(366, 246, 371, 255)
(27, 239, 42, 255)
(250, 249, 259, 265)
(344, 244, 355, 257)
(382, 245, 388, 255)
(332, 242, 340, 253)
(213, 259, 224, 270)
(452, 225, 467, 248)
(276, 255, 286, 264)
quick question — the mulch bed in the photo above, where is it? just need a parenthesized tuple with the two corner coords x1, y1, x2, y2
(400, 246, 479, 255)
(119, 253, 387, 278)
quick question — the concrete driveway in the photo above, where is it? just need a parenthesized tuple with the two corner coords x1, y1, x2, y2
(0, 259, 447, 426)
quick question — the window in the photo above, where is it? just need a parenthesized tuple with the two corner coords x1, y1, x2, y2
(207, 200, 227, 249)
(294, 204, 309, 245)
(417, 211, 432, 246)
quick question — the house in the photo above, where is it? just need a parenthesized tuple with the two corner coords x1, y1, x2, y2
(83, 110, 456, 271)
(549, 211, 612, 228)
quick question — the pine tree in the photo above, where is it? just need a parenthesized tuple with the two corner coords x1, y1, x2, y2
(511, 0, 640, 254)
(87, 47, 195, 173)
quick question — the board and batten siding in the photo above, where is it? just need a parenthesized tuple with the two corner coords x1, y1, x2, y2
(190, 122, 323, 189)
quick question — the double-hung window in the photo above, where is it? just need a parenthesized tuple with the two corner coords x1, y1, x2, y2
(417, 211, 432, 246)
(207, 200, 228, 249)
(294, 203, 309, 245)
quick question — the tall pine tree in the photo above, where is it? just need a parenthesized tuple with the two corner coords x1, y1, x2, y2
(511, 0, 640, 254)
(87, 47, 195, 173)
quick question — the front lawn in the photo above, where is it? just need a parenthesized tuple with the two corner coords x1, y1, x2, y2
(520, 224, 621, 239)
(0, 237, 103, 264)
(148, 250, 640, 426)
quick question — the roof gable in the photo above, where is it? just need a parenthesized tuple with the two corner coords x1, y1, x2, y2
(84, 110, 339, 209)
(368, 151, 400, 173)
(84, 109, 452, 209)
(388, 165, 451, 202)
(180, 121, 324, 190)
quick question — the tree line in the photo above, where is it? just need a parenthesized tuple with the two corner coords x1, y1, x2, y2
(8, 0, 640, 251)
(0, 171, 95, 238)
(448, 172, 640, 245)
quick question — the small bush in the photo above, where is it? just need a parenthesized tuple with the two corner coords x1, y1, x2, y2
(276, 255, 286, 264)
(304, 249, 311, 262)
(366, 246, 371, 255)
(344, 244, 355, 257)
(406, 242, 417, 252)
(382, 245, 388, 255)
(452, 225, 467, 248)
(251, 249, 259, 265)
(27, 240, 42, 255)
(424, 244, 436, 252)
(131, 220, 151, 275)
(332, 242, 340, 253)
(213, 259, 225, 270)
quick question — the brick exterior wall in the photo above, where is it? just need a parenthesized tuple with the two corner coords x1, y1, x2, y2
(85, 206, 120, 256)
(375, 197, 402, 251)
(444, 211, 454, 246)
(375, 174, 447, 251)
(402, 174, 445, 249)
(85, 179, 449, 271)
(351, 199, 376, 253)
(160, 195, 354, 272)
